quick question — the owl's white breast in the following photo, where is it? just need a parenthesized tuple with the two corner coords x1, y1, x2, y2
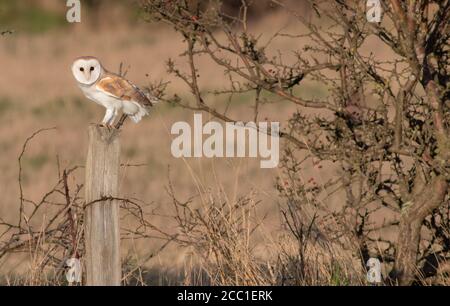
(79, 84, 122, 109)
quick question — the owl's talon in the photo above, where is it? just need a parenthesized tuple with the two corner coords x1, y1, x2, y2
(98, 123, 113, 131)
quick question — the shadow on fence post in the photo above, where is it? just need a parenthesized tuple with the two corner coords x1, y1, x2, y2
(84, 125, 121, 286)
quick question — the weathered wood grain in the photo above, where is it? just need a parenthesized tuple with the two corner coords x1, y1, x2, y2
(84, 125, 121, 286)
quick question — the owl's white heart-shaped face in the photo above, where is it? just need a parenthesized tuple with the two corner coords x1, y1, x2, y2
(71, 57, 102, 85)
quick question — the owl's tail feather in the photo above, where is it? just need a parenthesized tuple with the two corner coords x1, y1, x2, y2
(144, 92, 159, 106)
(129, 104, 149, 123)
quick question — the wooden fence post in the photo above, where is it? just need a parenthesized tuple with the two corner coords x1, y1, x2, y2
(84, 125, 121, 286)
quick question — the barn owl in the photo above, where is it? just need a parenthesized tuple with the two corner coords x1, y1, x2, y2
(71, 56, 157, 127)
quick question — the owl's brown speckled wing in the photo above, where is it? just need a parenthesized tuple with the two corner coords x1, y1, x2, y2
(95, 73, 155, 108)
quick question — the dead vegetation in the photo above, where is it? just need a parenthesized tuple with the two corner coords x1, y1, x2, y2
(0, 0, 449, 286)
(141, 0, 450, 285)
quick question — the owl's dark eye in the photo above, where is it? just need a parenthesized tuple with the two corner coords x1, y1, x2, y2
(90, 66, 94, 71)
(79, 67, 84, 72)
